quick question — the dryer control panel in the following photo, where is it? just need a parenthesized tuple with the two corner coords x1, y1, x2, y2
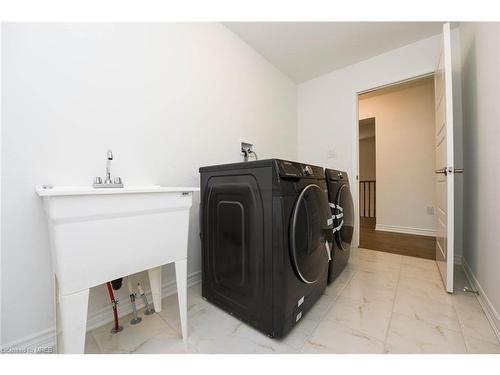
(276, 160, 324, 179)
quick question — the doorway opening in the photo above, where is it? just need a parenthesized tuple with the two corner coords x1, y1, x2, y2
(358, 116, 376, 241)
(357, 75, 437, 259)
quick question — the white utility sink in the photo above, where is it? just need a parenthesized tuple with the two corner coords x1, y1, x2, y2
(37, 185, 199, 353)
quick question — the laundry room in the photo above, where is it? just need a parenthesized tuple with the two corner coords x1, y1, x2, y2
(1, 1, 500, 372)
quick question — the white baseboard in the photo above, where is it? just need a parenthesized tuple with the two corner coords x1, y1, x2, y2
(2, 270, 202, 352)
(462, 259, 500, 341)
(375, 224, 437, 237)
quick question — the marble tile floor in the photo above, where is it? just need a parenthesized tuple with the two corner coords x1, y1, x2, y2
(85, 247, 500, 354)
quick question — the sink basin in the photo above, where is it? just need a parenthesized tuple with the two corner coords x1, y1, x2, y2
(37, 185, 199, 353)
(37, 185, 198, 294)
(36, 185, 195, 196)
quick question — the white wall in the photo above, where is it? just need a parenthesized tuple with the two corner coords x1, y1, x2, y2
(358, 78, 436, 234)
(1, 23, 297, 346)
(0, 23, 3, 347)
(459, 22, 500, 331)
(297, 34, 442, 245)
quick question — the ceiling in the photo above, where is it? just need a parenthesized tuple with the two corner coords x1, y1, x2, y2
(224, 22, 443, 83)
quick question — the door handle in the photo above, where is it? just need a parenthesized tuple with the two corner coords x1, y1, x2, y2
(435, 168, 449, 175)
(435, 167, 463, 175)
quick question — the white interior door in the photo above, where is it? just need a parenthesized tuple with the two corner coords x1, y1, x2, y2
(434, 23, 455, 293)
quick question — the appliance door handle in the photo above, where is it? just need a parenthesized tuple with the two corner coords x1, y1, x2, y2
(325, 241, 332, 261)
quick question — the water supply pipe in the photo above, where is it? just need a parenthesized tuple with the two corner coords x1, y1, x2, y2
(137, 282, 155, 315)
(106, 281, 123, 334)
(127, 276, 142, 325)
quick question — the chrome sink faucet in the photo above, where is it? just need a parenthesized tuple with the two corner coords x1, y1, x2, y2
(93, 149, 124, 188)
(105, 150, 113, 184)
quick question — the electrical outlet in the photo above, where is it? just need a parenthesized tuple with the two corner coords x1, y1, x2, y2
(426, 206, 435, 215)
(327, 149, 335, 159)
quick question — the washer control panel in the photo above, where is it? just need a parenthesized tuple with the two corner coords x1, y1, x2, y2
(303, 165, 313, 176)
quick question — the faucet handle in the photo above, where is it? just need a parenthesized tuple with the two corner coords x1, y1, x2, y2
(114, 177, 122, 185)
(94, 177, 103, 185)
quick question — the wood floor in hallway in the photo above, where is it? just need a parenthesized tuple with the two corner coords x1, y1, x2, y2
(359, 217, 436, 260)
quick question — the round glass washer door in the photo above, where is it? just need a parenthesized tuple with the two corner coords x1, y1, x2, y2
(334, 184, 354, 250)
(289, 184, 330, 284)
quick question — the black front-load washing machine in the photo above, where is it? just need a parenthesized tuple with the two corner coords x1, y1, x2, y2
(325, 169, 354, 284)
(199, 159, 332, 338)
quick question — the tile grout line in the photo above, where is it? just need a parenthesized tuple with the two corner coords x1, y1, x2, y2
(156, 309, 183, 335)
(296, 268, 358, 353)
(90, 326, 107, 354)
(91, 291, 192, 354)
(300, 248, 398, 352)
(452, 265, 471, 353)
(382, 259, 403, 353)
(91, 310, 175, 354)
(454, 305, 470, 354)
(87, 331, 103, 354)
(95, 250, 463, 354)
(143, 291, 205, 353)
(457, 264, 500, 351)
(383, 260, 470, 353)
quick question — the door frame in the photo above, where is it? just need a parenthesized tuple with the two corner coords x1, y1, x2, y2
(351, 71, 435, 248)
(0, 24, 3, 349)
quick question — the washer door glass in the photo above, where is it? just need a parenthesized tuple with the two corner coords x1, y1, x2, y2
(289, 184, 330, 284)
(334, 184, 354, 250)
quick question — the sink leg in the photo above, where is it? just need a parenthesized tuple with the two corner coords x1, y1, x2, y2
(175, 258, 188, 342)
(58, 288, 89, 354)
(147, 266, 162, 313)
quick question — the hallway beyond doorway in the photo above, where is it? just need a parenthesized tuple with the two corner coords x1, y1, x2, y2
(359, 218, 436, 260)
